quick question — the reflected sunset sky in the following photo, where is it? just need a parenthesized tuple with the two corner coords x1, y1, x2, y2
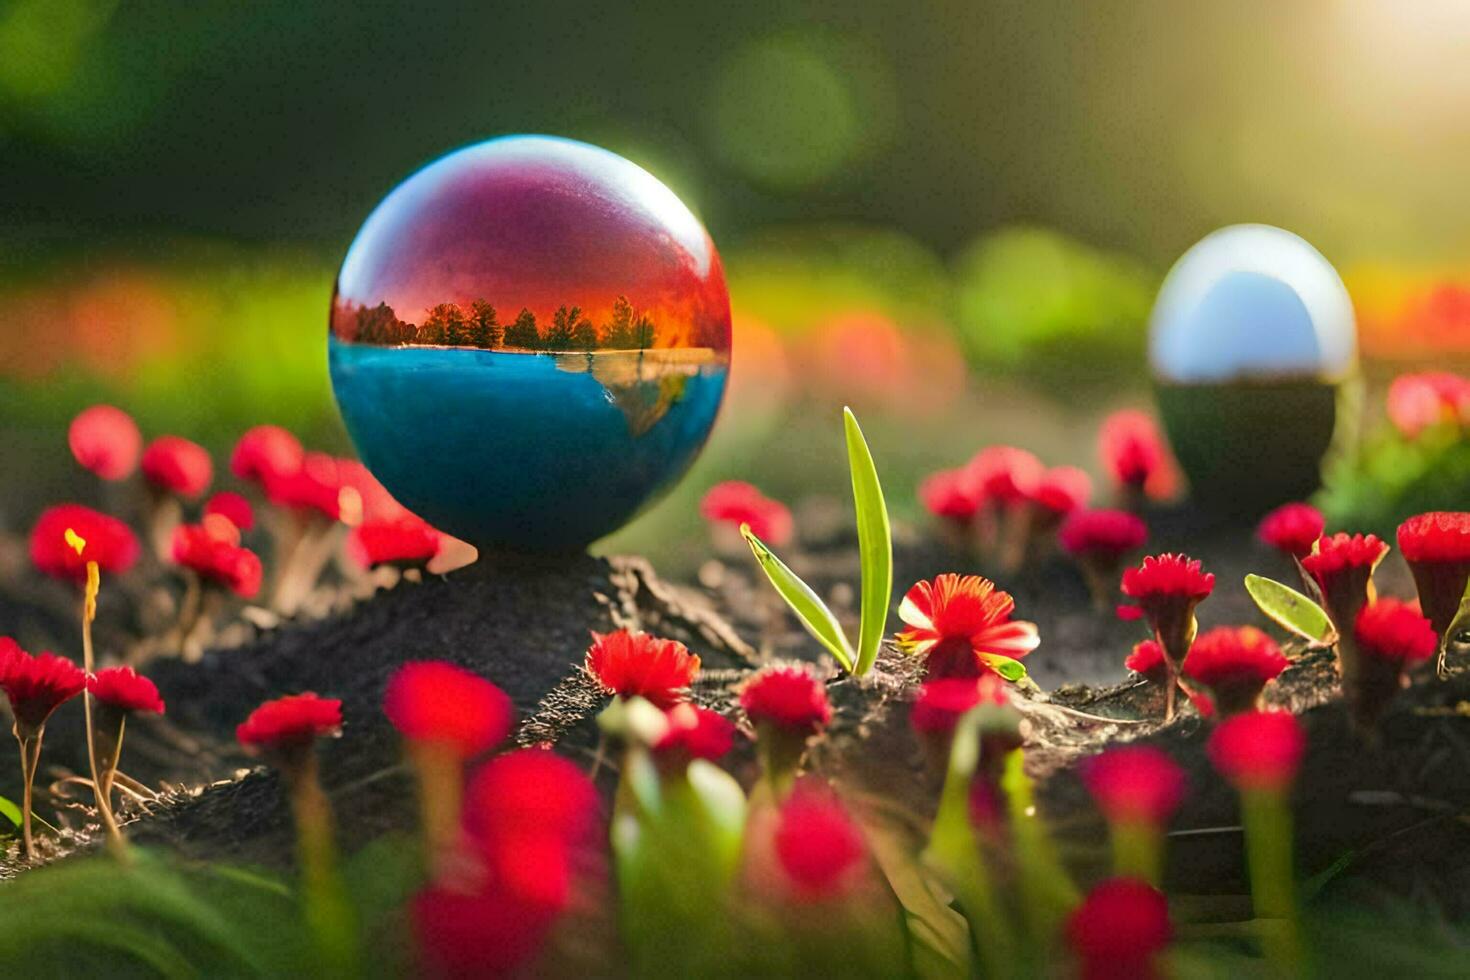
(334, 136, 731, 352)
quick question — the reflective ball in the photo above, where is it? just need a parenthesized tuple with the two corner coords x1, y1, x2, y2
(1149, 224, 1357, 515)
(329, 136, 731, 552)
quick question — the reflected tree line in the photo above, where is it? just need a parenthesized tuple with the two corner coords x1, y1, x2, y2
(339, 294, 660, 352)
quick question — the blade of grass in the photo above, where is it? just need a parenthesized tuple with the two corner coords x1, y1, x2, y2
(1245, 574, 1334, 646)
(844, 407, 893, 677)
(741, 524, 855, 671)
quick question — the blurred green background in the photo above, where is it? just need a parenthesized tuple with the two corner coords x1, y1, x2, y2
(2, 0, 1468, 572)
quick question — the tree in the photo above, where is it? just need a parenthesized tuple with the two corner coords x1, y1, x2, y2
(469, 299, 501, 349)
(631, 313, 657, 350)
(421, 303, 467, 346)
(354, 302, 405, 344)
(572, 315, 598, 351)
(504, 308, 539, 349)
(545, 305, 580, 351)
(603, 294, 635, 349)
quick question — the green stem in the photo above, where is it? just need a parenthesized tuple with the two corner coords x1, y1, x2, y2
(1242, 790, 1301, 977)
(287, 753, 358, 977)
(1110, 819, 1163, 886)
(17, 732, 41, 861)
(408, 740, 461, 883)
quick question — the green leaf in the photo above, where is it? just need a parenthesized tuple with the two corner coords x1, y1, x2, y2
(845, 406, 893, 677)
(742, 524, 855, 671)
(0, 795, 21, 829)
(1442, 575, 1470, 647)
(983, 656, 1028, 682)
(1245, 574, 1335, 645)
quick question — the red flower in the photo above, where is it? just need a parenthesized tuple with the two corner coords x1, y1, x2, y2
(1080, 746, 1186, 827)
(967, 446, 1042, 507)
(30, 504, 141, 582)
(1119, 554, 1214, 654)
(231, 425, 304, 485)
(1058, 509, 1149, 562)
(1182, 626, 1288, 716)
(1396, 512, 1470, 640)
(1355, 599, 1439, 666)
(463, 749, 599, 910)
(584, 630, 700, 709)
(264, 452, 353, 522)
(384, 661, 513, 758)
(654, 703, 737, 762)
(1256, 502, 1324, 559)
(205, 491, 255, 532)
(464, 749, 599, 846)
(171, 521, 264, 598)
(0, 648, 86, 735)
(68, 404, 142, 481)
(236, 693, 342, 754)
(88, 666, 165, 715)
(774, 781, 866, 898)
(1207, 710, 1305, 794)
(896, 574, 1040, 679)
(1125, 640, 1169, 686)
(739, 664, 833, 734)
(1386, 371, 1470, 439)
(141, 435, 213, 499)
(1301, 533, 1389, 629)
(909, 675, 1008, 734)
(1030, 465, 1092, 519)
(347, 516, 443, 570)
(412, 886, 561, 979)
(1348, 599, 1438, 728)
(1066, 877, 1171, 980)
(919, 467, 983, 525)
(700, 481, 793, 547)
(1098, 410, 1178, 501)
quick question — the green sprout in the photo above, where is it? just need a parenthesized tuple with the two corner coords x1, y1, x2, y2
(740, 407, 893, 676)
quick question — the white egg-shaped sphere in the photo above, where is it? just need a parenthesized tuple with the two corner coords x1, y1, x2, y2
(1150, 225, 1357, 515)
(1150, 224, 1355, 383)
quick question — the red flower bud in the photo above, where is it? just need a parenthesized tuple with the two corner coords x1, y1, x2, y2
(30, 504, 141, 582)
(236, 693, 342, 755)
(347, 516, 443, 570)
(654, 703, 737, 763)
(1080, 746, 1186, 827)
(68, 405, 142, 481)
(88, 666, 165, 715)
(967, 446, 1042, 506)
(896, 574, 1039, 680)
(584, 630, 700, 709)
(774, 780, 866, 898)
(909, 675, 1008, 735)
(1098, 409, 1178, 501)
(1301, 533, 1388, 629)
(141, 435, 213, 499)
(739, 664, 832, 735)
(1256, 502, 1324, 559)
(231, 425, 304, 486)
(700, 481, 793, 547)
(171, 521, 264, 598)
(919, 467, 984, 526)
(1386, 371, 1470, 440)
(1067, 877, 1171, 980)
(1059, 509, 1149, 563)
(1207, 710, 1305, 794)
(1182, 626, 1288, 716)
(1348, 599, 1438, 728)
(1396, 512, 1470, 641)
(1030, 465, 1092, 520)
(0, 645, 86, 735)
(1124, 639, 1168, 686)
(384, 661, 513, 758)
(205, 491, 255, 532)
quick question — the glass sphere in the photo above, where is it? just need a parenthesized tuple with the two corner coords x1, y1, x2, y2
(329, 136, 731, 552)
(1149, 224, 1357, 515)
